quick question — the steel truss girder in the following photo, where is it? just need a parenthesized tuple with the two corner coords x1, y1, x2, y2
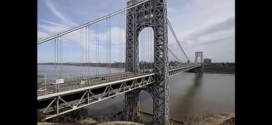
(38, 75, 154, 121)
(125, 0, 169, 124)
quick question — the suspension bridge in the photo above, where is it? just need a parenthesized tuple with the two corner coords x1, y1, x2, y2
(37, 0, 204, 124)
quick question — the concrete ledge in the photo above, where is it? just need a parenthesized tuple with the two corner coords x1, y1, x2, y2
(79, 118, 97, 125)
(197, 113, 235, 125)
(39, 120, 143, 125)
(38, 122, 75, 125)
(38, 122, 91, 125)
(98, 121, 144, 125)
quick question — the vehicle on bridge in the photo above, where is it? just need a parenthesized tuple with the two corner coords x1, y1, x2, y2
(79, 78, 87, 85)
(51, 79, 64, 85)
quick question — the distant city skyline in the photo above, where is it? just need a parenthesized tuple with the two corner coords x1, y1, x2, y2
(38, 0, 235, 63)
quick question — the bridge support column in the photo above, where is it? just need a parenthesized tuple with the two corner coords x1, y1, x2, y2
(124, 90, 140, 121)
(125, 0, 169, 124)
(151, 0, 170, 124)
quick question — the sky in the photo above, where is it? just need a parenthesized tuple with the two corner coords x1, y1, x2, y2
(38, 0, 235, 63)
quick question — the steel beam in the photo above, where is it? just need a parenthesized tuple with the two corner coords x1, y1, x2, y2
(38, 75, 154, 121)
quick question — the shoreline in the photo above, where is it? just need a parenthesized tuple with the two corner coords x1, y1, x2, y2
(39, 110, 235, 125)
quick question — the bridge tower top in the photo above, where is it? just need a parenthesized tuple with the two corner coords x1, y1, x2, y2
(195, 51, 203, 64)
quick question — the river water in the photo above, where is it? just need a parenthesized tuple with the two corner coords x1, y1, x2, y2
(38, 65, 234, 120)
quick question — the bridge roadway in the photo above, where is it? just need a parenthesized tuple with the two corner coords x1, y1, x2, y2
(37, 72, 135, 96)
(37, 64, 200, 120)
(37, 64, 199, 97)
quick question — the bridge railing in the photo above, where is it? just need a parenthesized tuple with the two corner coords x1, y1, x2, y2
(38, 72, 150, 96)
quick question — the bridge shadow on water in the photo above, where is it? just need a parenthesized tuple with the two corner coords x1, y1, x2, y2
(171, 73, 203, 120)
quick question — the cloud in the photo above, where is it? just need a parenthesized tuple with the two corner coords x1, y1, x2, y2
(38, 31, 49, 39)
(38, 0, 235, 62)
(181, 17, 235, 46)
(168, 17, 234, 62)
(44, 0, 77, 26)
(167, 0, 235, 62)
(186, 17, 234, 40)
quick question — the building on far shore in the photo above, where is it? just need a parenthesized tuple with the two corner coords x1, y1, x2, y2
(204, 58, 212, 64)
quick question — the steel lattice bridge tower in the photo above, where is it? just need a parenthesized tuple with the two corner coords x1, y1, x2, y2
(125, 0, 169, 124)
(37, 0, 204, 124)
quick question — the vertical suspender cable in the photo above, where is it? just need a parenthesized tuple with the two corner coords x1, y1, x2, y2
(86, 26, 88, 77)
(57, 37, 60, 78)
(118, 14, 121, 73)
(59, 37, 61, 78)
(56, 38, 58, 78)
(86, 27, 87, 77)
(58, 37, 60, 78)
(83, 27, 85, 77)
(54, 38, 56, 79)
(96, 24, 98, 76)
(118, 14, 120, 73)
(123, 11, 126, 73)
(61, 36, 62, 78)
(79, 29, 81, 78)
(86, 27, 88, 77)
(80, 29, 83, 78)
(139, 28, 142, 73)
(60, 36, 63, 78)
(109, 17, 111, 76)
(87, 26, 90, 77)
(56, 37, 58, 78)
(106, 19, 109, 76)
(149, 4, 153, 71)
(96, 23, 99, 76)
(61, 36, 63, 78)
(83, 28, 85, 77)
(84, 27, 86, 77)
